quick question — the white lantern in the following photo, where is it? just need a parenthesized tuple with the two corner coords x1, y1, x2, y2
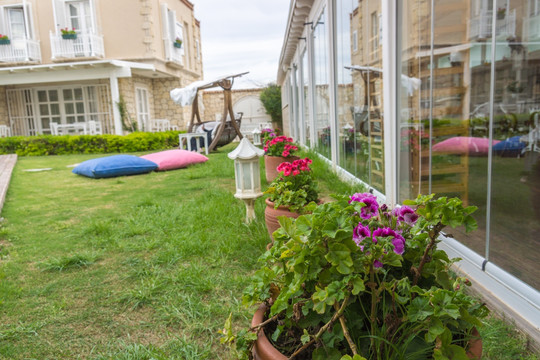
(252, 128, 262, 145)
(228, 137, 265, 222)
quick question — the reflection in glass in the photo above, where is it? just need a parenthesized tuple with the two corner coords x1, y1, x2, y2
(302, 51, 311, 147)
(398, 0, 539, 289)
(312, 8, 331, 159)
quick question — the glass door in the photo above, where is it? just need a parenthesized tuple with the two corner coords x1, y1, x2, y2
(63, 88, 86, 124)
(37, 89, 61, 134)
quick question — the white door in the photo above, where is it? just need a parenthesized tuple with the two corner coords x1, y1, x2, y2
(36, 89, 61, 134)
(136, 88, 150, 131)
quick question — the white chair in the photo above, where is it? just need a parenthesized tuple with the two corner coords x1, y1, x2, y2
(0, 125, 11, 137)
(87, 120, 102, 135)
(50, 122, 59, 135)
(151, 119, 171, 132)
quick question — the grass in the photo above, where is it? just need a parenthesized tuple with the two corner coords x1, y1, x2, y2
(0, 145, 536, 359)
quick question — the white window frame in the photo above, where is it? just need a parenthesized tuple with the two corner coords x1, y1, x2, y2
(2, 5, 33, 40)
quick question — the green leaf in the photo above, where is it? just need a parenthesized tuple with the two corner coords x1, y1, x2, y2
(426, 318, 445, 343)
(340, 356, 368, 360)
(301, 329, 311, 344)
(351, 276, 365, 295)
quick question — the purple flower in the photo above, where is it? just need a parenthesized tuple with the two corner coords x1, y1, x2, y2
(394, 205, 419, 226)
(353, 223, 371, 248)
(349, 193, 379, 220)
(373, 259, 383, 268)
(373, 227, 406, 255)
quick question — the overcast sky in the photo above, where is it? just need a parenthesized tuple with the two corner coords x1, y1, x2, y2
(192, 0, 291, 89)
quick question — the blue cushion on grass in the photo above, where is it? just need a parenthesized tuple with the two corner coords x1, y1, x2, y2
(72, 155, 158, 178)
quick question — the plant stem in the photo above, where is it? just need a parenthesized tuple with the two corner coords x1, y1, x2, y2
(334, 303, 359, 356)
(369, 265, 378, 359)
(249, 313, 279, 333)
(412, 222, 445, 286)
(288, 294, 350, 360)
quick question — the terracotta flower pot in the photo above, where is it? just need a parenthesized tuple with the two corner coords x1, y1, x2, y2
(251, 303, 481, 359)
(264, 155, 299, 183)
(251, 304, 287, 360)
(264, 198, 301, 239)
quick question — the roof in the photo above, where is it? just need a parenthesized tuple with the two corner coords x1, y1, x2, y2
(277, 0, 314, 85)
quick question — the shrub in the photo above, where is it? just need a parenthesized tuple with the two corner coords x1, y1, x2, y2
(259, 84, 282, 128)
(0, 131, 183, 156)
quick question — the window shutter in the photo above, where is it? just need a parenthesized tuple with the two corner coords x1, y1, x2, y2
(0, 7, 6, 36)
(53, 0, 67, 33)
(25, 3, 34, 39)
(161, 3, 170, 60)
(168, 10, 176, 41)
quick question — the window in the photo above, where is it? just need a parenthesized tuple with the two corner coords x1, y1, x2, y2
(66, 1, 93, 33)
(352, 30, 358, 52)
(3, 6, 32, 40)
(196, 39, 200, 60)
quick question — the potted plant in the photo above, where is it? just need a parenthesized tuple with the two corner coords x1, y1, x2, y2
(61, 27, 77, 40)
(264, 158, 318, 239)
(174, 37, 183, 49)
(263, 135, 299, 183)
(261, 128, 277, 145)
(497, 7, 506, 20)
(222, 193, 488, 359)
(0, 34, 10, 45)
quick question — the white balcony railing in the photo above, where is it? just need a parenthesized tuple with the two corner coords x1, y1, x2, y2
(469, 9, 516, 40)
(0, 39, 41, 63)
(50, 32, 104, 60)
(523, 14, 540, 41)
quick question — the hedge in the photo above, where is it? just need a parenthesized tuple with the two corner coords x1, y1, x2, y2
(0, 131, 184, 156)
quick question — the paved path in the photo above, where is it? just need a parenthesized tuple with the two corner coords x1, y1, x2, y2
(0, 154, 17, 214)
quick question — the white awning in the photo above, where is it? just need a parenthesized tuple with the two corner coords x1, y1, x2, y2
(0, 60, 167, 86)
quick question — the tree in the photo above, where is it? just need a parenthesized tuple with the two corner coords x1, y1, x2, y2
(260, 84, 282, 128)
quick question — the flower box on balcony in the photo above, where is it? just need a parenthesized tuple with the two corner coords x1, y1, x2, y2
(62, 33, 77, 40)
(173, 42, 182, 49)
(0, 39, 10, 45)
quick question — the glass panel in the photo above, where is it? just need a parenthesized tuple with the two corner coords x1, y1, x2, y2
(76, 102, 84, 113)
(37, 90, 47, 103)
(49, 90, 58, 102)
(399, 0, 488, 256)
(65, 103, 74, 114)
(312, 8, 331, 159)
(50, 104, 60, 115)
(39, 104, 49, 116)
(242, 162, 252, 190)
(489, 0, 540, 289)
(74, 88, 83, 100)
(66, 116, 75, 124)
(8, 8, 26, 40)
(302, 51, 311, 147)
(63, 89, 73, 101)
(336, 0, 357, 176)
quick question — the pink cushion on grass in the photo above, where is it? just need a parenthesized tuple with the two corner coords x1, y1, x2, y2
(432, 136, 500, 156)
(140, 149, 208, 171)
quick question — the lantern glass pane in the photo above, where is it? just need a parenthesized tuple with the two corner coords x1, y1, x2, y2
(242, 162, 252, 190)
(252, 162, 260, 192)
(235, 161, 242, 191)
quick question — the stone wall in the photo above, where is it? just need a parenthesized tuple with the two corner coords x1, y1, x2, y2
(201, 88, 264, 121)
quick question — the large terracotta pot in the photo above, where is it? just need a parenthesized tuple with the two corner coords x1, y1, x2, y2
(251, 304, 287, 360)
(251, 303, 482, 360)
(264, 198, 300, 239)
(264, 155, 299, 183)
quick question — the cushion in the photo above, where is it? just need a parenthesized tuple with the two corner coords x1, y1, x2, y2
(492, 136, 526, 157)
(139, 149, 208, 171)
(72, 155, 158, 178)
(432, 136, 500, 156)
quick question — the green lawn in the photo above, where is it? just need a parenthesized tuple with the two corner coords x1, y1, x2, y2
(0, 145, 536, 359)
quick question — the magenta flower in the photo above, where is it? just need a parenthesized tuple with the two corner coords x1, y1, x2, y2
(349, 193, 379, 219)
(394, 205, 419, 226)
(353, 223, 371, 248)
(372, 227, 406, 255)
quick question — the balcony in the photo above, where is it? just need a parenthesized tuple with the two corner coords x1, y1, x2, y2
(0, 39, 41, 64)
(50, 32, 104, 60)
(164, 39, 184, 67)
(523, 13, 540, 41)
(469, 9, 516, 40)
